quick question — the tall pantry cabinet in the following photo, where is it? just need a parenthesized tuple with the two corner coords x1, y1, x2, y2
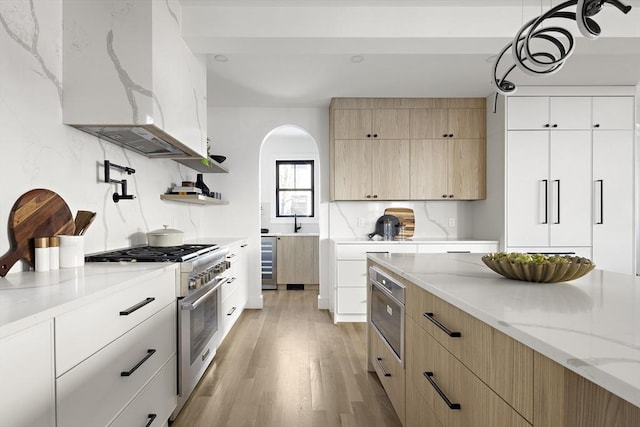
(503, 90, 635, 274)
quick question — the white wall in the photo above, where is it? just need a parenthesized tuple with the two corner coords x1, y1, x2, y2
(0, 0, 210, 275)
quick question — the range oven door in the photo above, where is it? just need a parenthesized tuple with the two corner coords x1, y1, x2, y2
(370, 275, 405, 364)
(175, 275, 226, 415)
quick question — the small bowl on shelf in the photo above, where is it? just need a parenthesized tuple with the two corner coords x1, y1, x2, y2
(209, 155, 227, 164)
(481, 252, 596, 283)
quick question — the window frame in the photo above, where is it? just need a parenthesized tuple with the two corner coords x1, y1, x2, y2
(275, 159, 315, 218)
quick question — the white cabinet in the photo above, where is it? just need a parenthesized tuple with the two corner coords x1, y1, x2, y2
(502, 93, 635, 273)
(592, 130, 635, 274)
(0, 321, 55, 427)
(507, 96, 592, 130)
(332, 241, 498, 323)
(221, 240, 248, 341)
(508, 129, 592, 249)
(57, 303, 176, 427)
(55, 268, 177, 427)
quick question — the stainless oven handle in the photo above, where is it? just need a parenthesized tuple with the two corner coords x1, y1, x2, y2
(181, 276, 227, 311)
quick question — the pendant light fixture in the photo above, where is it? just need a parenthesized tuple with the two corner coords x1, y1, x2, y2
(491, 0, 633, 95)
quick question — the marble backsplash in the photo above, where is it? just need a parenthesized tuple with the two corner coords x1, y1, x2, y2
(0, 0, 207, 275)
(329, 200, 474, 240)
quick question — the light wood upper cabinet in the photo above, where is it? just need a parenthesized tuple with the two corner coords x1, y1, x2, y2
(331, 98, 486, 201)
(411, 108, 485, 139)
(334, 139, 410, 200)
(334, 108, 410, 140)
(411, 138, 485, 200)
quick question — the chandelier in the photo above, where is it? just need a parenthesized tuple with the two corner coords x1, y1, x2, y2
(491, 0, 633, 95)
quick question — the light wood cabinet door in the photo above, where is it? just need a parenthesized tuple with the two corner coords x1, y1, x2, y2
(333, 139, 371, 200)
(369, 326, 405, 425)
(374, 108, 411, 139)
(333, 109, 372, 139)
(407, 319, 531, 427)
(448, 108, 486, 139)
(448, 138, 485, 200)
(372, 139, 410, 200)
(410, 139, 448, 199)
(534, 352, 640, 427)
(0, 321, 55, 427)
(276, 236, 318, 284)
(410, 109, 449, 138)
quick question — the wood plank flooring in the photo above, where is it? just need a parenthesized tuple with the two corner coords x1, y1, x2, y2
(171, 290, 402, 427)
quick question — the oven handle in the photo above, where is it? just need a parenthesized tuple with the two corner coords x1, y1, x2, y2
(181, 276, 227, 311)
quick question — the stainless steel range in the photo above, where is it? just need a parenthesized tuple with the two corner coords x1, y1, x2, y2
(86, 244, 229, 419)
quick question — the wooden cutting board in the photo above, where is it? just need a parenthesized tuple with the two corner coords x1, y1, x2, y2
(0, 189, 75, 276)
(384, 207, 415, 239)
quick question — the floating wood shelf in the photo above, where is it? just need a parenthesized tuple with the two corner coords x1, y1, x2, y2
(174, 158, 229, 173)
(160, 194, 229, 205)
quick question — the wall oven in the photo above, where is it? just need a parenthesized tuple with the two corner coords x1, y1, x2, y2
(369, 266, 405, 363)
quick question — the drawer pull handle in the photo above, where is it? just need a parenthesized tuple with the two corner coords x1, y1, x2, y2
(424, 372, 461, 410)
(145, 414, 157, 427)
(227, 306, 237, 316)
(119, 297, 155, 316)
(121, 349, 156, 377)
(227, 277, 237, 284)
(241, 244, 248, 247)
(423, 312, 461, 337)
(375, 357, 391, 377)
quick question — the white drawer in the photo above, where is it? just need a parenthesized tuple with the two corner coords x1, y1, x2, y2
(221, 291, 243, 338)
(416, 242, 499, 254)
(337, 287, 367, 314)
(110, 356, 176, 427)
(221, 275, 239, 302)
(336, 260, 367, 287)
(336, 244, 417, 260)
(55, 269, 175, 376)
(57, 303, 176, 427)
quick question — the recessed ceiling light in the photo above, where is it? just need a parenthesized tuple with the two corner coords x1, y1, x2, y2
(214, 55, 228, 62)
(350, 55, 364, 63)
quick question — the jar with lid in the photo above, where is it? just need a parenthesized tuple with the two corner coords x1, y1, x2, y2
(34, 237, 50, 272)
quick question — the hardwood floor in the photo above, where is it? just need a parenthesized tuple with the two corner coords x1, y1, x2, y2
(171, 290, 402, 427)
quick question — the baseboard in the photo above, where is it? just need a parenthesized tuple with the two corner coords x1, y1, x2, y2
(317, 295, 330, 310)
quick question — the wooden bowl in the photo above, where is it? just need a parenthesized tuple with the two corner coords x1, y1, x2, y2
(481, 254, 596, 283)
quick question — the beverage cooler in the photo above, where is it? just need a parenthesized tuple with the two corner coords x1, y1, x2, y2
(261, 236, 277, 290)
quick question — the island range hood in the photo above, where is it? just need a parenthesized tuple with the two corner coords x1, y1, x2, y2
(63, 0, 207, 160)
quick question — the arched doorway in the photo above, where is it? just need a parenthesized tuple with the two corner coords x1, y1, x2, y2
(258, 125, 320, 294)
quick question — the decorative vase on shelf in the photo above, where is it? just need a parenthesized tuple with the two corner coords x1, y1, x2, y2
(195, 174, 210, 196)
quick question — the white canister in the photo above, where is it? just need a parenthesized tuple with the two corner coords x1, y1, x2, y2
(34, 237, 50, 272)
(59, 235, 85, 268)
(49, 236, 60, 270)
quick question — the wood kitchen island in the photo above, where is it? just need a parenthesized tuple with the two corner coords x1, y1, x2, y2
(367, 252, 640, 427)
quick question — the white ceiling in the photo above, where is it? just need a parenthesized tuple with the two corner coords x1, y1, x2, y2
(180, 0, 640, 107)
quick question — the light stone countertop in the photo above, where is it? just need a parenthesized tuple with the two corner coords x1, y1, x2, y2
(367, 252, 640, 408)
(0, 263, 179, 339)
(334, 237, 498, 244)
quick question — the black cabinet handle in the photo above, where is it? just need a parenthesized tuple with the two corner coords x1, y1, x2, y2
(373, 134, 378, 138)
(544, 123, 550, 128)
(423, 372, 461, 410)
(145, 414, 157, 427)
(541, 179, 548, 224)
(376, 357, 391, 377)
(367, 133, 371, 138)
(119, 297, 155, 316)
(121, 349, 156, 377)
(373, 195, 378, 198)
(448, 134, 453, 137)
(594, 123, 600, 128)
(595, 179, 604, 224)
(240, 244, 248, 248)
(227, 277, 237, 284)
(442, 134, 448, 137)
(423, 312, 461, 337)
(553, 179, 560, 224)
(552, 123, 558, 128)
(448, 194, 454, 198)
(366, 195, 372, 199)
(442, 194, 447, 198)
(227, 306, 237, 316)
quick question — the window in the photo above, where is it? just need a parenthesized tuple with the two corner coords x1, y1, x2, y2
(276, 160, 314, 217)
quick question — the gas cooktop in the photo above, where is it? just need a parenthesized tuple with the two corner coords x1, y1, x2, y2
(85, 244, 220, 263)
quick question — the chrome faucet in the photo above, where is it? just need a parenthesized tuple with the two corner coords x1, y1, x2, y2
(294, 213, 302, 233)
